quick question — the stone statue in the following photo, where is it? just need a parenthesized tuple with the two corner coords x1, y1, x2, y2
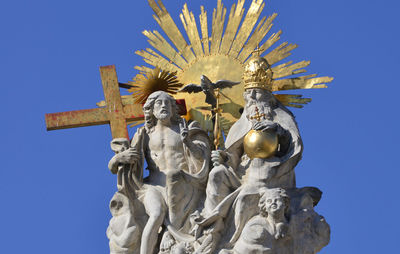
(107, 91, 211, 254)
(187, 57, 303, 253)
(220, 188, 292, 254)
(107, 192, 141, 254)
(106, 57, 330, 254)
(37, 1, 333, 252)
(188, 56, 329, 253)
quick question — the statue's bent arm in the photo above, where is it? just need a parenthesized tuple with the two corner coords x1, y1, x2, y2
(184, 134, 208, 161)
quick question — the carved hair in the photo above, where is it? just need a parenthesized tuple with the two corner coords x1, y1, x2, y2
(244, 88, 277, 120)
(244, 88, 294, 119)
(143, 91, 181, 133)
(258, 188, 290, 218)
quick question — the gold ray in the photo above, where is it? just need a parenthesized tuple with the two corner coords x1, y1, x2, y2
(272, 60, 310, 79)
(210, 0, 226, 54)
(189, 108, 234, 141)
(199, 6, 210, 55)
(135, 65, 153, 74)
(147, 48, 180, 71)
(253, 29, 282, 61)
(135, 48, 178, 72)
(265, 42, 298, 65)
(229, 0, 265, 58)
(128, 120, 145, 128)
(219, 0, 245, 55)
(142, 30, 187, 68)
(148, 0, 195, 63)
(180, 4, 204, 57)
(189, 109, 213, 132)
(274, 94, 312, 108)
(272, 75, 334, 91)
(220, 117, 235, 136)
(128, 67, 183, 104)
(238, 13, 277, 62)
(134, 0, 333, 139)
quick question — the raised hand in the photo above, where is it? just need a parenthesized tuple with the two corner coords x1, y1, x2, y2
(179, 119, 189, 143)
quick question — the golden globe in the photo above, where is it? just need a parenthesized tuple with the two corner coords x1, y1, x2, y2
(244, 129, 278, 159)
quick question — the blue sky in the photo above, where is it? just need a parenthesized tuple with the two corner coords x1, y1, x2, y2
(1, 0, 399, 253)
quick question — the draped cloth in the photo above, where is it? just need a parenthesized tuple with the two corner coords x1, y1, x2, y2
(225, 101, 303, 189)
(198, 101, 304, 249)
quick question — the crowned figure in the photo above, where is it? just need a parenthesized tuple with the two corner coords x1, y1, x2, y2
(190, 55, 330, 254)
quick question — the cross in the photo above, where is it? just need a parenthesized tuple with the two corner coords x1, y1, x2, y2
(45, 65, 187, 139)
(250, 107, 266, 122)
(253, 44, 264, 56)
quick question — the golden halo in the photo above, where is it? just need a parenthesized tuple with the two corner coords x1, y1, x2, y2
(135, 0, 333, 133)
(128, 67, 183, 104)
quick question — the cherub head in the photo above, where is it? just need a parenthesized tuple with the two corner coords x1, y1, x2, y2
(143, 91, 181, 132)
(258, 188, 290, 219)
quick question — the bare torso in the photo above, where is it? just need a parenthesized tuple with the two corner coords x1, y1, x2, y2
(144, 123, 188, 186)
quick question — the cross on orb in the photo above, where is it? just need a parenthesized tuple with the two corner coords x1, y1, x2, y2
(45, 65, 187, 139)
(250, 107, 266, 122)
(253, 44, 264, 56)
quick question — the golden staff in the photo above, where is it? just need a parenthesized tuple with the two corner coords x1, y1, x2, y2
(213, 88, 222, 149)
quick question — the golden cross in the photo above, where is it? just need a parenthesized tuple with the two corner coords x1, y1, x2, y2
(45, 65, 186, 139)
(250, 107, 266, 122)
(253, 44, 264, 56)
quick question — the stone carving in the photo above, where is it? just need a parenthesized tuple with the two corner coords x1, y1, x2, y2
(222, 188, 291, 254)
(107, 192, 141, 254)
(107, 91, 211, 254)
(106, 58, 330, 254)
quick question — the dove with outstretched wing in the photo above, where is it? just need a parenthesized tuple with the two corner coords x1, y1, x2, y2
(179, 75, 240, 108)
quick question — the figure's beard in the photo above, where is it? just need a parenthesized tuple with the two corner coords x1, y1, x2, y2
(154, 110, 171, 121)
(245, 100, 271, 120)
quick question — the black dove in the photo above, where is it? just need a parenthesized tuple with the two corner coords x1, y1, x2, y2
(179, 75, 240, 108)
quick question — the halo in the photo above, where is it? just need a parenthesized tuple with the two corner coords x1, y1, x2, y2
(128, 67, 183, 104)
(135, 0, 333, 133)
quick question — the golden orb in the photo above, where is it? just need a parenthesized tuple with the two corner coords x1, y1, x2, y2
(244, 129, 278, 159)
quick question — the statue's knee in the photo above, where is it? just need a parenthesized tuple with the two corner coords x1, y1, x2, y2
(146, 203, 166, 222)
(148, 211, 165, 225)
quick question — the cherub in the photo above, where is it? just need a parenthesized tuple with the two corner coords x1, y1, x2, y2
(228, 188, 292, 254)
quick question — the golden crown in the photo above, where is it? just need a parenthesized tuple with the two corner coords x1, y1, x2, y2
(243, 56, 273, 91)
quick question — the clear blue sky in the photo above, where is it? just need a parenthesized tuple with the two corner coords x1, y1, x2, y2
(1, 0, 399, 253)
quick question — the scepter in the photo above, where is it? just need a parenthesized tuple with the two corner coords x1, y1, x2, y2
(213, 88, 222, 149)
(179, 76, 240, 149)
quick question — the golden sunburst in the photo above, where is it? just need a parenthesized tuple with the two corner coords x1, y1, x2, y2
(135, 0, 333, 134)
(128, 67, 183, 104)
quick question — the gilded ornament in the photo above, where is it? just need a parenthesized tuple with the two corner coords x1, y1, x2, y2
(244, 129, 278, 159)
(133, 0, 334, 146)
(243, 56, 273, 91)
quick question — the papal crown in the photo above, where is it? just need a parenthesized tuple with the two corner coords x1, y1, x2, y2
(243, 56, 273, 91)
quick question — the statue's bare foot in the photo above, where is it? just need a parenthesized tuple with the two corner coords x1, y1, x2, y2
(160, 231, 176, 253)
